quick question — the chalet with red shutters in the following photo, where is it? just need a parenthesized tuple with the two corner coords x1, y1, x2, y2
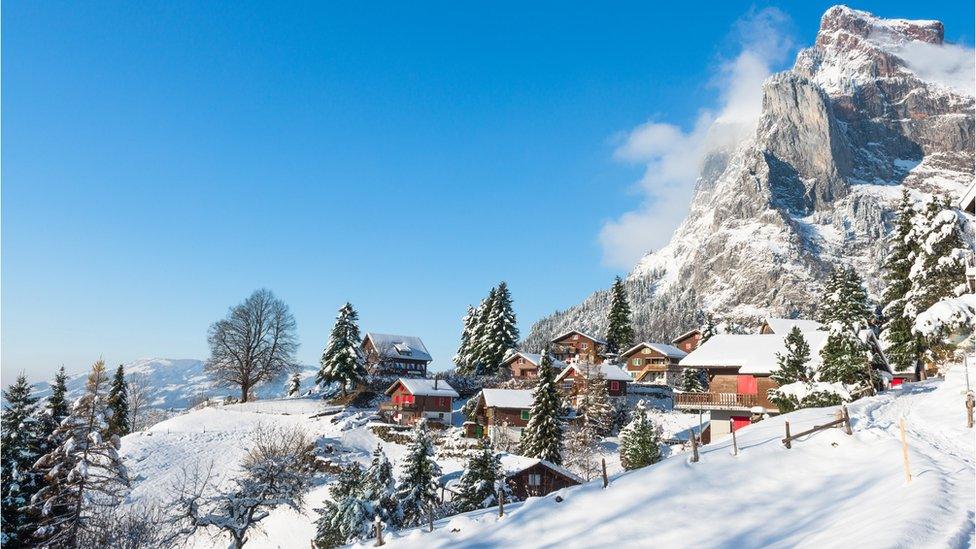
(381, 377, 458, 426)
(556, 362, 630, 403)
(619, 342, 687, 386)
(362, 333, 432, 377)
(549, 330, 606, 364)
(464, 388, 534, 440)
(500, 352, 567, 380)
(671, 329, 702, 354)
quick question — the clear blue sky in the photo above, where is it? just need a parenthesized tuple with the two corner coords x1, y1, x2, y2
(3, 1, 972, 382)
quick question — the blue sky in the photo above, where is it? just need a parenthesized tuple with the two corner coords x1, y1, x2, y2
(3, 1, 972, 382)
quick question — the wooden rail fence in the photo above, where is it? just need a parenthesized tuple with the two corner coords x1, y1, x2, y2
(783, 406, 852, 449)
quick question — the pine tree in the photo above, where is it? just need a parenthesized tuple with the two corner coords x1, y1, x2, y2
(518, 353, 563, 464)
(1, 374, 46, 547)
(453, 306, 478, 375)
(680, 368, 707, 392)
(317, 303, 368, 396)
(314, 464, 365, 548)
(287, 372, 302, 397)
(574, 366, 613, 437)
(604, 276, 635, 355)
(395, 420, 441, 527)
(30, 359, 130, 548)
(478, 282, 519, 375)
(618, 401, 661, 471)
(820, 267, 872, 329)
(107, 365, 130, 437)
(880, 190, 920, 373)
(818, 323, 871, 387)
(361, 444, 400, 527)
(44, 366, 70, 433)
(699, 313, 718, 344)
(817, 268, 875, 390)
(469, 289, 496, 375)
(453, 439, 510, 513)
(329, 465, 371, 543)
(771, 327, 812, 385)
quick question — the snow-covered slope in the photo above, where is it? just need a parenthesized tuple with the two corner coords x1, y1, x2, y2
(525, 6, 974, 349)
(371, 364, 976, 548)
(31, 358, 318, 410)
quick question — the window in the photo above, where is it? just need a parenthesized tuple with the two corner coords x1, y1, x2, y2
(572, 334, 579, 340)
(520, 410, 530, 421)
(610, 381, 620, 392)
(581, 342, 588, 350)
(528, 474, 541, 486)
(404, 395, 415, 404)
(518, 357, 524, 364)
(643, 348, 652, 354)
(632, 358, 641, 366)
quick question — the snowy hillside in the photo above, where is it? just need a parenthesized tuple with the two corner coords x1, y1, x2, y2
(370, 365, 976, 548)
(524, 6, 975, 349)
(30, 358, 318, 410)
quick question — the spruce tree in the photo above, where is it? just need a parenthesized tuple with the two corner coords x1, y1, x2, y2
(699, 313, 718, 344)
(317, 303, 368, 396)
(1, 374, 46, 547)
(453, 439, 510, 513)
(395, 420, 441, 527)
(107, 364, 130, 437)
(478, 282, 518, 375)
(771, 327, 812, 385)
(315, 464, 367, 547)
(618, 401, 661, 471)
(518, 353, 563, 464)
(574, 366, 613, 437)
(44, 366, 70, 431)
(818, 323, 871, 387)
(287, 372, 302, 397)
(604, 276, 635, 355)
(469, 288, 496, 375)
(817, 268, 875, 390)
(453, 306, 478, 375)
(30, 360, 130, 548)
(880, 190, 920, 373)
(361, 444, 400, 527)
(680, 368, 707, 392)
(820, 267, 871, 329)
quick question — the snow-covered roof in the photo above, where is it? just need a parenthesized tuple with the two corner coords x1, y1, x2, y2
(498, 453, 584, 484)
(959, 179, 976, 215)
(620, 342, 688, 359)
(762, 318, 824, 334)
(501, 351, 568, 369)
(551, 329, 607, 345)
(386, 378, 459, 397)
(364, 333, 433, 362)
(679, 332, 829, 375)
(671, 329, 700, 344)
(481, 389, 534, 409)
(556, 362, 632, 382)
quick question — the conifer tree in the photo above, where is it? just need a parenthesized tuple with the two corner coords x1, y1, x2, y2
(107, 365, 130, 437)
(819, 267, 872, 328)
(44, 366, 70, 432)
(817, 268, 876, 390)
(771, 327, 812, 385)
(478, 282, 519, 375)
(469, 289, 496, 374)
(574, 366, 613, 437)
(680, 368, 707, 392)
(287, 372, 302, 397)
(453, 305, 478, 375)
(618, 401, 661, 471)
(317, 303, 368, 396)
(361, 444, 400, 527)
(818, 323, 871, 387)
(1, 374, 46, 547)
(699, 313, 718, 344)
(453, 439, 510, 513)
(314, 464, 365, 548)
(30, 360, 130, 548)
(604, 276, 635, 355)
(329, 465, 372, 543)
(395, 420, 441, 527)
(880, 190, 920, 373)
(518, 353, 563, 464)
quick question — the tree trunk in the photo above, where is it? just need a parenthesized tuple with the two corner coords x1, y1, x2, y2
(241, 381, 250, 403)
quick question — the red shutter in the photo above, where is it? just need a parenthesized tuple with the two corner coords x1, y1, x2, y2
(610, 381, 619, 392)
(737, 375, 758, 395)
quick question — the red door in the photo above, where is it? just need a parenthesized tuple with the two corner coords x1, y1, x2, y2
(737, 375, 758, 394)
(731, 416, 751, 431)
(891, 377, 904, 387)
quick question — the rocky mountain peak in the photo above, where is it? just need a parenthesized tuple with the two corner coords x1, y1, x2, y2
(818, 6, 943, 46)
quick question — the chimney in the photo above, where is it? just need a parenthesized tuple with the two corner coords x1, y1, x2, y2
(434, 375, 439, 390)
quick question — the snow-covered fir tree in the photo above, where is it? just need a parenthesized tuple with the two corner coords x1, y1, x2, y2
(1, 374, 46, 547)
(36, 366, 71, 460)
(699, 312, 718, 344)
(453, 438, 511, 513)
(314, 464, 364, 549)
(453, 305, 478, 375)
(880, 190, 921, 373)
(30, 360, 130, 548)
(771, 327, 812, 385)
(478, 282, 519, 375)
(819, 322, 872, 387)
(574, 365, 614, 437)
(618, 400, 661, 471)
(819, 267, 872, 328)
(395, 420, 442, 527)
(518, 352, 564, 464)
(287, 372, 301, 397)
(362, 444, 400, 528)
(604, 276, 635, 355)
(107, 364, 130, 437)
(329, 466, 372, 544)
(680, 368, 708, 392)
(317, 302, 368, 396)
(469, 288, 496, 374)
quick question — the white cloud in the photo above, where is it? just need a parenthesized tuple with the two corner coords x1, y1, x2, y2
(896, 41, 975, 96)
(599, 8, 795, 269)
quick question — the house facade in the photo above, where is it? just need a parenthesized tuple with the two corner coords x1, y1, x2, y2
(499, 455, 582, 500)
(465, 388, 534, 440)
(619, 342, 687, 386)
(556, 362, 630, 403)
(381, 378, 458, 426)
(500, 352, 566, 380)
(550, 330, 606, 364)
(362, 333, 432, 377)
(671, 329, 702, 354)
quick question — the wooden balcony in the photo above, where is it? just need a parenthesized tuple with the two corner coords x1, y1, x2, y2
(674, 392, 759, 411)
(379, 402, 417, 412)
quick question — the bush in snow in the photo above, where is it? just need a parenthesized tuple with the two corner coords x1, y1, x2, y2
(618, 401, 662, 471)
(453, 438, 513, 514)
(317, 302, 368, 397)
(395, 420, 442, 527)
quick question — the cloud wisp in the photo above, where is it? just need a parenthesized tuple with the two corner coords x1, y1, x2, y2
(599, 7, 795, 269)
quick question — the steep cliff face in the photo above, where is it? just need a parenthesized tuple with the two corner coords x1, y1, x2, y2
(524, 6, 974, 351)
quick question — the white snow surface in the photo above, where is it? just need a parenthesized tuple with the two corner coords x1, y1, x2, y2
(762, 318, 824, 334)
(680, 332, 830, 374)
(556, 362, 632, 382)
(389, 378, 460, 397)
(367, 364, 976, 548)
(480, 389, 534, 409)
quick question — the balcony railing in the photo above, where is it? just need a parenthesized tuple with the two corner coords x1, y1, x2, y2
(674, 392, 759, 410)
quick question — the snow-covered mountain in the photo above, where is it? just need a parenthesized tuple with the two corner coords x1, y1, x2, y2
(525, 6, 974, 350)
(31, 358, 319, 410)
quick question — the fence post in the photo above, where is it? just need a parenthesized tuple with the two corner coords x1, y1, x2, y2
(899, 418, 911, 484)
(966, 393, 974, 429)
(601, 458, 608, 488)
(731, 426, 739, 456)
(864, 363, 876, 396)
(784, 421, 792, 449)
(374, 516, 384, 546)
(690, 431, 699, 463)
(842, 406, 853, 435)
(428, 509, 434, 532)
(498, 489, 504, 517)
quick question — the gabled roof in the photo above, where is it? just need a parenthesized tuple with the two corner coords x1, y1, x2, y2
(385, 377, 459, 398)
(762, 318, 824, 334)
(679, 332, 830, 375)
(959, 179, 976, 215)
(556, 362, 632, 382)
(500, 351, 568, 370)
(498, 453, 584, 484)
(364, 333, 433, 362)
(671, 328, 701, 344)
(550, 329, 607, 346)
(480, 388, 534, 409)
(620, 341, 688, 359)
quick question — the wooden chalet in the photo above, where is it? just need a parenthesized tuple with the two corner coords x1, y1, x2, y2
(671, 329, 702, 353)
(499, 454, 582, 499)
(556, 362, 630, 403)
(550, 330, 607, 364)
(619, 342, 687, 386)
(500, 352, 567, 380)
(464, 388, 534, 440)
(362, 333, 432, 377)
(381, 378, 459, 426)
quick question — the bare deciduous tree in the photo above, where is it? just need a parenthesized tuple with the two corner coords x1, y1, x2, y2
(205, 289, 299, 403)
(126, 373, 151, 433)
